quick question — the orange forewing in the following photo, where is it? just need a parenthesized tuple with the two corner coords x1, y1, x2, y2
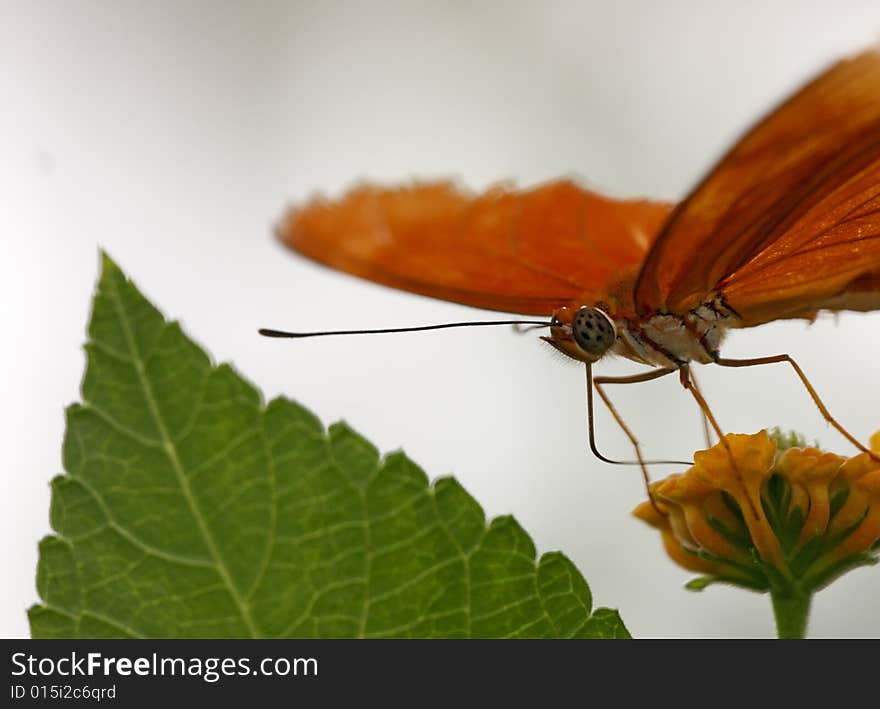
(279, 180, 672, 316)
(281, 50, 880, 328)
(635, 49, 880, 323)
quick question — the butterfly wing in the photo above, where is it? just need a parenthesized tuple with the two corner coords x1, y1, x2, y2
(278, 180, 672, 316)
(634, 49, 880, 325)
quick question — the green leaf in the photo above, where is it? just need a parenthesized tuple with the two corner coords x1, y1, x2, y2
(29, 253, 628, 639)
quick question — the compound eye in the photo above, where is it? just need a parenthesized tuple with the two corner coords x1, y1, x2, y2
(571, 307, 615, 357)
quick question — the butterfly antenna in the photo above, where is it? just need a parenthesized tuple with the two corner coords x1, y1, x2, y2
(259, 320, 551, 338)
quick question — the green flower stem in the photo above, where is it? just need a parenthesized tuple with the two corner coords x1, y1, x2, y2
(770, 585, 812, 639)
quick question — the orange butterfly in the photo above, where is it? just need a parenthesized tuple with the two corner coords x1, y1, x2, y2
(268, 49, 880, 491)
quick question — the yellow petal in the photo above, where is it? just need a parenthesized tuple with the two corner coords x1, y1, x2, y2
(827, 452, 880, 537)
(830, 469, 880, 560)
(776, 448, 845, 547)
(655, 472, 749, 563)
(691, 431, 785, 570)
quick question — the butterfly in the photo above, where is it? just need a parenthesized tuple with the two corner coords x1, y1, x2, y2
(266, 49, 880, 492)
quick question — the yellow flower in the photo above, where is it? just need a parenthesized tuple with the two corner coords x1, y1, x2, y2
(633, 430, 880, 593)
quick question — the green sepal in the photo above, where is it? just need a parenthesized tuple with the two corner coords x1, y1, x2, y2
(685, 577, 714, 591)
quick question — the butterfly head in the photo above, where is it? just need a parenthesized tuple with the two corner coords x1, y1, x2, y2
(542, 306, 617, 363)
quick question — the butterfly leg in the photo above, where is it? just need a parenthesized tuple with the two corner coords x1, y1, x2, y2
(685, 366, 714, 448)
(678, 365, 762, 522)
(587, 365, 680, 511)
(678, 365, 726, 442)
(714, 354, 879, 460)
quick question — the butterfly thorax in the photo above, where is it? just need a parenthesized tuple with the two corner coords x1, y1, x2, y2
(614, 309, 726, 366)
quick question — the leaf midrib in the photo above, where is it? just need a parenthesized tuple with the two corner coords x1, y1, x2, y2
(105, 275, 260, 638)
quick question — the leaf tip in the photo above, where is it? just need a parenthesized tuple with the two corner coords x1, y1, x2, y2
(537, 550, 567, 565)
(97, 249, 121, 279)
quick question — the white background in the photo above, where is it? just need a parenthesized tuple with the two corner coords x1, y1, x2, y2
(3, 0, 880, 638)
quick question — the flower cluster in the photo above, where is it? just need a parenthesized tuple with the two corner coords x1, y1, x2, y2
(634, 430, 880, 593)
